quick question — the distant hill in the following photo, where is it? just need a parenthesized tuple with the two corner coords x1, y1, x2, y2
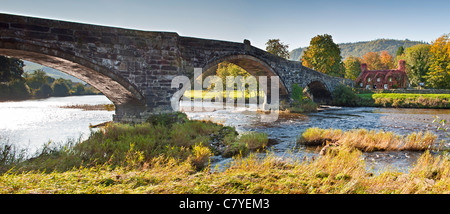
(23, 61, 86, 84)
(289, 39, 427, 61)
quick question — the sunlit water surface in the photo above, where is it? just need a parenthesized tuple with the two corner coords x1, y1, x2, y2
(0, 95, 113, 155)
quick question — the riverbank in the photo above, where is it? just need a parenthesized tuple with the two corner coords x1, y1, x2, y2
(1, 112, 450, 194)
(61, 104, 115, 111)
(0, 112, 269, 173)
(358, 93, 450, 108)
(332, 85, 450, 109)
(2, 141, 450, 194)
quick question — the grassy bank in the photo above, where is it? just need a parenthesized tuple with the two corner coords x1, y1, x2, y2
(332, 84, 450, 108)
(0, 113, 269, 173)
(3, 113, 450, 194)
(3, 145, 450, 194)
(358, 93, 450, 108)
(298, 127, 437, 152)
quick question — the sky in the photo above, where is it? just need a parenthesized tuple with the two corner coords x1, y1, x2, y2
(1, 0, 450, 51)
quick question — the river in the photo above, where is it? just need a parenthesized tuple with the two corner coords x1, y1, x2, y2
(0, 96, 449, 173)
(182, 102, 450, 173)
(0, 95, 114, 156)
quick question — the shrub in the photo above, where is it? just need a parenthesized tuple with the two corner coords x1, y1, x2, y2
(298, 127, 437, 152)
(331, 84, 360, 106)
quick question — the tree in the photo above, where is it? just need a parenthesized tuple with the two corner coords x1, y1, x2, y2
(427, 34, 450, 89)
(0, 56, 24, 82)
(216, 62, 250, 85)
(404, 44, 431, 87)
(265, 39, 290, 59)
(302, 34, 345, 77)
(24, 69, 53, 90)
(380, 51, 395, 69)
(343, 56, 362, 80)
(35, 83, 53, 98)
(361, 52, 383, 70)
(72, 83, 86, 95)
(396, 46, 405, 57)
(51, 78, 70, 97)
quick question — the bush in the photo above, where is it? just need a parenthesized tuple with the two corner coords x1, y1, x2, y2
(51, 79, 70, 97)
(35, 83, 52, 98)
(0, 80, 30, 101)
(331, 84, 360, 106)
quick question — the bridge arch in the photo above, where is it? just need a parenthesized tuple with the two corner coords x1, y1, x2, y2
(0, 39, 145, 120)
(201, 54, 289, 96)
(305, 80, 333, 104)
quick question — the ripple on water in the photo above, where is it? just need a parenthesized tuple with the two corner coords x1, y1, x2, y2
(183, 103, 450, 173)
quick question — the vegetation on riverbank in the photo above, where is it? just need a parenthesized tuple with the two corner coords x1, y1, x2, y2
(61, 104, 115, 111)
(298, 127, 437, 152)
(3, 143, 450, 194)
(281, 84, 318, 113)
(1, 113, 449, 194)
(0, 55, 101, 102)
(0, 113, 268, 173)
(332, 84, 450, 108)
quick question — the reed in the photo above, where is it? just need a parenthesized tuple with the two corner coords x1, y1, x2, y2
(4, 146, 450, 194)
(298, 127, 436, 152)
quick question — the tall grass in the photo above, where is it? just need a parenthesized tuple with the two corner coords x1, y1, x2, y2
(298, 127, 437, 152)
(0, 113, 269, 174)
(4, 145, 450, 194)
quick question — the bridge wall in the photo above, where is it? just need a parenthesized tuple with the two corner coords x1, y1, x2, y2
(0, 13, 354, 123)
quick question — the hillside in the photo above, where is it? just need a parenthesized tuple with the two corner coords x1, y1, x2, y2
(289, 39, 427, 61)
(23, 61, 86, 84)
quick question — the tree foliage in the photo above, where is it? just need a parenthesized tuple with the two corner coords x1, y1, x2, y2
(216, 62, 251, 87)
(290, 39, 424, 61)
(380, 51, 395, 69)
(404, 44, 431, 87)
(361, 51, 395, 70)
(343, 56, 362, 80)
(265, 39, 290, 59)
(0, 56, 24, 82)
(302, 34, 345, 77)
(396, 46, 405, 57)
(427, 34, 450, 89)
(51, 78, 71, 97)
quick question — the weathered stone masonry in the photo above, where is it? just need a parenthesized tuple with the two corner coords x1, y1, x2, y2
(0, 13, 354, 122)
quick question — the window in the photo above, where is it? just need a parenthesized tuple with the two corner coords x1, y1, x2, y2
(367, 78, 371, 82)
(388, 77, 392, 82)
(377, 78, 381, 82)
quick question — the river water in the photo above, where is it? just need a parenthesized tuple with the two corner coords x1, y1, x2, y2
(0, 95, 113, 156)
(182, 102, 450, 173)
(0, 96, 448, 173)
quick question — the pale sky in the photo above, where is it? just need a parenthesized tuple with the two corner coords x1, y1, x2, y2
(1, 0, 449, 50)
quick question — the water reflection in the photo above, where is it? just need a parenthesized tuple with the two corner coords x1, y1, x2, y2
(0, 95, 113, 155)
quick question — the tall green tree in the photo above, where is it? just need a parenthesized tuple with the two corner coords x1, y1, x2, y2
(404, 44, 431, 87)
(265, 39, 290, 59)
(343, 56, 362, 80)
(302, 34, 345, 77)
(396, 46, 405, 57)
(427, 34, 450, 89)
(0, 56, 24, 82)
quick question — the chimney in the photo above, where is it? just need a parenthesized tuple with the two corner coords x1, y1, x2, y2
(361, 63, 368, 72)
(398, 60, 406, 72)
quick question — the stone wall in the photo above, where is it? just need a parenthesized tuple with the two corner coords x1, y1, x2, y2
(1, 13, 355, 122)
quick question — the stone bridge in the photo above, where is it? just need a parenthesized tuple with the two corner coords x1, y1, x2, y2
(0, 13, 354, 122)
